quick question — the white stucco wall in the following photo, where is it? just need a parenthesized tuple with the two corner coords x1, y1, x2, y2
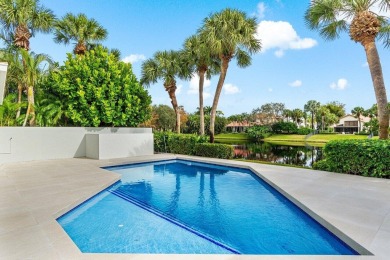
(0, 127, 153, 163)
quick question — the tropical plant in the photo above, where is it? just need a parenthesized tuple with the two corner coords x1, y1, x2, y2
(20, 49, 51, 126)
(183, 34, 220, 135)
(351, 106, 365, 133)
(141, 50, 189, 133)
(54, 13, 107, 55)
(291, 108, 304, 125)
(0, 93, 23, 126)
(305, 0, 389, 139)
(46, 46, 151, 127)
(152, 104, 176, 131)
(0, 0, 55, 51)
(199, 8, 261, 142)
(304, 100, 321, 130)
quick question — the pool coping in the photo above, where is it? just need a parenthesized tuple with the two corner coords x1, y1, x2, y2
(1, 154, 389, 259)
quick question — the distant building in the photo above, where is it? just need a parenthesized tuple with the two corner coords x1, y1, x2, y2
(226, 121, 253, 133)
(334, 114, 370, 134)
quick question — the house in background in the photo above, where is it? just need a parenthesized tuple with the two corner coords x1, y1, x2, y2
(226, 121, 252, 133)
(334, 114, 370, 134)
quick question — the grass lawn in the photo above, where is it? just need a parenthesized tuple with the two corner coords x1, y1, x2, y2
(265, 134, 373, 143)
(216, 133, 374, 144)
(214, 133, 250, 140)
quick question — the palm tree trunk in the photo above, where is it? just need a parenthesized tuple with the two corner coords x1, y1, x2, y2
(198, 69, 206, 135)
(16, 83, 23, 118)
(166, 84, 180, 133)
(311, 113, 314, 130)
(363, 41, 389, 139)
(210, 58, 229, 143)
(23, 85, 35, 126)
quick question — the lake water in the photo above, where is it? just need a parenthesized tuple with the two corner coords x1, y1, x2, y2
(217, 141, 323, 168)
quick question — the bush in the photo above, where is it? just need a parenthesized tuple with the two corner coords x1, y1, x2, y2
(246, 125, 272, 141)
(154, 132, 207, 154)
(313, 139, 390, 178)
(46, 46, 151, 127)
(184, 115, 227, 135)
(271, 122, 298, 134)
(296, 127, 312, 135)
(194, 143, 234, 159)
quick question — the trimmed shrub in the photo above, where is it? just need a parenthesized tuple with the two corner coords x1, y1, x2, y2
(297, 127, 312, 135)
(246, 125, 272, 141)
(313, 139, 390, 178)
(271, 122, 298, 134)
(154, 132, 207, 154)
(194, 143, 234, 159)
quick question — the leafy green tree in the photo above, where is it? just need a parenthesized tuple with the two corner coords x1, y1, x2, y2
(351, 106, 365, 133)
(152, 104, 176, 131)
(199, 8, 261, 142)
(0, 93, 23, 126)
(54, 13, 107, 55)
(271, 122, 298, 134)
(46, 46, 151, 127)
(141, 50, 189, 133)
(246, 125, 272, 141)
(0, 0, 55, 51)
(185, 114, 227, 135)
(305, 0, 389, 139)
(183, 34, 220, 135)
(304, 100, 321, 130)
(325, 101, 346, 119)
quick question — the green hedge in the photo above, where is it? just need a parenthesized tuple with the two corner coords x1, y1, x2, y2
(154, 132, 207, 154)
(194, 143, 234, 159)
(313, 139, 390, 178)
(297, 127, 312, 135)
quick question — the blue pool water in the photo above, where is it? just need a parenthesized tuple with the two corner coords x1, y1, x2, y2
(57, 160, 358, 255)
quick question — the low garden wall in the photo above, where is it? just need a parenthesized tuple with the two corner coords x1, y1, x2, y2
(0, 127, 153, 163)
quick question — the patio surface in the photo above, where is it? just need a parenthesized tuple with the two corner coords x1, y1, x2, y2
(0, 154, 389, 259)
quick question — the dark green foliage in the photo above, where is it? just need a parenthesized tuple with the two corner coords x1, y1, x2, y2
(246, 125, 272, 141)
(194, 143, 234, 159)
(153, 132, 207, 154)
(152, 105, 176, 131)
(297, 127, 312, 135)
(313, 139, 390, 178)
(271, 122, 298, 134)
(45, 46, 151, 127)
(184, 115, 227, 135)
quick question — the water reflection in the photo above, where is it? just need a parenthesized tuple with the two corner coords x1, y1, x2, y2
(231, 142, 323, 168)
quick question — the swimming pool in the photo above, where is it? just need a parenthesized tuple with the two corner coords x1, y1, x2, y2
(57, 159, 358, 255)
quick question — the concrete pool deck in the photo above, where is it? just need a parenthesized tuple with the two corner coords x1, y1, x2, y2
(0, 154, 389, 259)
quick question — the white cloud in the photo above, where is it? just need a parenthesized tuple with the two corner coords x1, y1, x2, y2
(330, 78, 348, 90)
(187, 74, 211, 99)
(176, 84, 182, 95)
(223, 83, 240, 95)
(268, 88, 273, 92)
(256, 21, 317, 57)
(362, 62, 368, 67)
(122, 54, 146, 64)
(257, 2, 266, 19)
(289, 80, 302, 87)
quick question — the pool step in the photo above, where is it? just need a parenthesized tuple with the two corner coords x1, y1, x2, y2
(109, 189, 241, 255)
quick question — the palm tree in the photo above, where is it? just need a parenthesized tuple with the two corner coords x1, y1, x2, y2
(304, 100, 321, 130)
(141, 50, 189, 133)
(183, 34, 220, 135)
(54, 13, 107, 55)
(351, 106, 365, 133)
(0, 0, 55, 51)
(305, 0, 389, 139)
(291, 108, 304, 126)
(199, 9, 261, 142)
(20, 49, 51, 126)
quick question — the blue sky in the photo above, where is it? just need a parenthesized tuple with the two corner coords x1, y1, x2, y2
(27, 0, 390, 116)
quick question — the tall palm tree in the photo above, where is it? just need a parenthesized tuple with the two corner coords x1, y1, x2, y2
(20, 49, 51, 126)
(183, 34, 220, 135)
(305, 0, 389, 139)
(54, 13, 107, 55)
(304, 100, 321, 130)
(291, 108, 304, 125)
(199, 9, 261, 142)
(351, 106, 365, 133)
(0, 0, 55, 51)
(141, 50, 189, 133)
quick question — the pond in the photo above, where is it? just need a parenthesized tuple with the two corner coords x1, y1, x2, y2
(217, 140, 323, 168)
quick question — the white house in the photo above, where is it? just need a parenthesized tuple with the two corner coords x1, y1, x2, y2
(334, 114, 370, 133)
